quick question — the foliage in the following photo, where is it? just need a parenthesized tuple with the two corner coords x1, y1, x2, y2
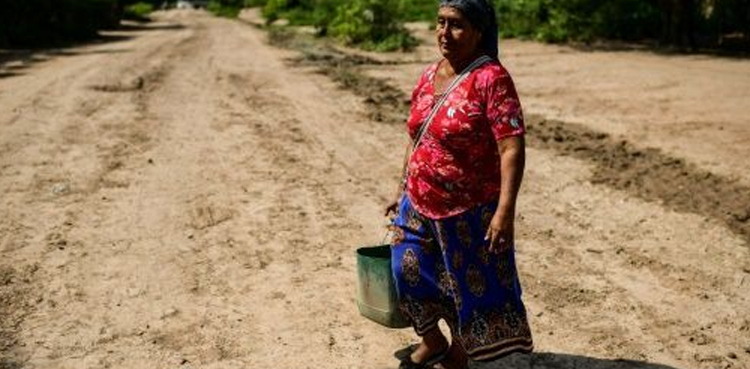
(493, 0, 661, 42)
(2, 0, 746, 51)
(124, 2, 155, 21)
(260, 0, 291, 23)
(327, 0, 417, 50)
(257, 0, 416, 50)
(398, 0, 438, 22)
(492, 0, 748, 50)
(208, 0, 244, 17)
(0, 0, 123, 48)
(259, 0, 329, 26)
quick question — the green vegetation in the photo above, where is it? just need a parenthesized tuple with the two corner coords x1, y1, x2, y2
(249, 0, 749, 52)
(494, 0, 662, 42)
(207, 0, 244, 17)
(124, 2, 155, 21)
(494, 0, 749, 51)
(258, 0, 417, 51)
(398, 0, 439, 22)
(1, 0, 746, 52)
(327, 0, 417, 51)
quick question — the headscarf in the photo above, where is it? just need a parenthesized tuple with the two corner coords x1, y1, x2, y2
(439, 0, 499, 59)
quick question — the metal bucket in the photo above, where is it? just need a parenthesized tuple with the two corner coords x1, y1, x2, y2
(356, 245, 409, 328)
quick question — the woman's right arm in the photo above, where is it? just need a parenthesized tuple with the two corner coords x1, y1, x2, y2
(384, 142, 413, 216)
(386, 65, 428, 216)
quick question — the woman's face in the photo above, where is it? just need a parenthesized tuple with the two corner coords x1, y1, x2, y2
(436, 6, 482, 61)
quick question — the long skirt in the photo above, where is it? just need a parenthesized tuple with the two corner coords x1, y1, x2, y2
(390, 194, 533, 361)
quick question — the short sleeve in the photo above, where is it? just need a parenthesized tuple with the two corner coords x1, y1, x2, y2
(408, 63, 439, 138)
(484, 68, 525, 141)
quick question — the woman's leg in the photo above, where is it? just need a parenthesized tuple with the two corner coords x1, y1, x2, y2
(391, 195, 453, 365)
(439, 339, 468, 369)
(434, 202, 533, 362)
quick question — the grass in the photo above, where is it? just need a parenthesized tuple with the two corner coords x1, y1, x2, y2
(124, 2, 154, 22)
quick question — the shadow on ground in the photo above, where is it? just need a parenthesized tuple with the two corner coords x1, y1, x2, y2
(118, 22, 185, 32)
(472, 352, 683, 369)
(564, 39, 749, 59)
(0, 21, 184, 80)
(0, 358, 22, 369)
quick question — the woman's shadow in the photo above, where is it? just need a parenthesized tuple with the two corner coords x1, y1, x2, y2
(470, 352, 684, 369)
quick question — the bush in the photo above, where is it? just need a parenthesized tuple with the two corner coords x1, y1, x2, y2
(494, 0, 661, 43)
(258, 0, 415, 50)
(327, 0, 417, 50)
(208, 0, 243, 17)
(261, 0, 294, 23)
(399, 0, 438, 22)
(252, 0, 748, 51)
(124, 2, 155, 21)
(261, 0, 322, 26)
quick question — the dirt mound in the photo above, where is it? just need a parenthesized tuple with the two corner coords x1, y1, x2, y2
(267, 28, 411, 125)
(526, 116, 750, 245)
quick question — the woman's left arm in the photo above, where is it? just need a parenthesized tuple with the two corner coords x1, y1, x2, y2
(485, 135, 525, 253)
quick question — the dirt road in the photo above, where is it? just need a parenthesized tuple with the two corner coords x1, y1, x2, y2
(1, 9, 748, 369)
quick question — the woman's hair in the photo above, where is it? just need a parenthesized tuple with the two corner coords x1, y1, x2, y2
(439, 0, 499, 59)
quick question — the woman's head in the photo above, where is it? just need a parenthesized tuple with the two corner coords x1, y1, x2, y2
(437, 0, 498, 60)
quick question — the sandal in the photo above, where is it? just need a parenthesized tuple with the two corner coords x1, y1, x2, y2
(394, 343, 419, 361)
(397, 346, 449, 369)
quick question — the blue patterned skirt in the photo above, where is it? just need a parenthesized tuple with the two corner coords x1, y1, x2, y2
(390, 194, 533, 361)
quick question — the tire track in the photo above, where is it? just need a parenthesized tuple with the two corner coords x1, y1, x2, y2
(0, 15, 204, 366)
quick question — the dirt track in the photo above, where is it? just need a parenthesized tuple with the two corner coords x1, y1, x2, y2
(1, 9, 749, 369)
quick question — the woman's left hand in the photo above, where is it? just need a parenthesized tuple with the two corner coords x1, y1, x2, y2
(485, 212, 514, 254)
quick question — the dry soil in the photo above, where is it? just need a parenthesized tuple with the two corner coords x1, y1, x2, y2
(0, 9, 748, 369)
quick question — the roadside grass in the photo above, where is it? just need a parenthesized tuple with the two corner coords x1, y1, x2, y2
(124, 2, 155, 22)
(208, 1, 243, 18)
(258, 0, 417, 52)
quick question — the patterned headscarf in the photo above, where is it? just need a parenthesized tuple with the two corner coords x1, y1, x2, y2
(439, 0, 499, 59)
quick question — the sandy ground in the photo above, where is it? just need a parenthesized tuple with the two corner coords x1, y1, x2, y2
(1, 9, 749, 369)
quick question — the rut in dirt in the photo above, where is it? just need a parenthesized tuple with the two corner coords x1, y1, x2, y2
(264, 27, 750, 246)
(0, 19, 202, 366)
(0, 264, 37, 369)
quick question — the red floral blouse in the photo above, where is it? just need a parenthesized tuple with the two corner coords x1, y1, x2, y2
(405, 59, 525, 219)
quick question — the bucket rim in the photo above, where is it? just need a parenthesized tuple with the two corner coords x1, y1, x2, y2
(356, 244, 392, 258)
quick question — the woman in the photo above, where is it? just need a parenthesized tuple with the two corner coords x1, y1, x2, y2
(384, 0, 533, 368)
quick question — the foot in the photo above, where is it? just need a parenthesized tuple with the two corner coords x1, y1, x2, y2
(394, 343, 419, 361)
(436, 343, 469, 369)
(409, 335, 449, 365)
